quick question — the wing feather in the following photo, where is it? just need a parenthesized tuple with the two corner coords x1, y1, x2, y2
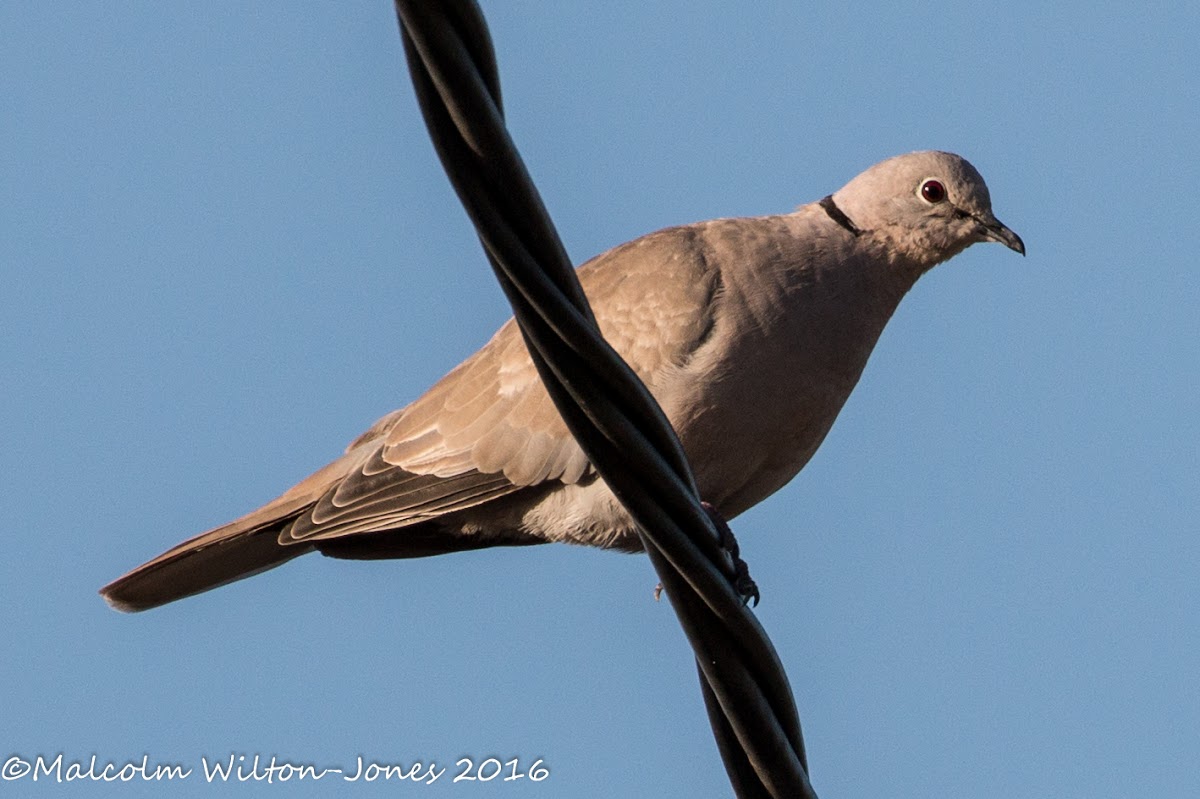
(103, 223, 726, 610)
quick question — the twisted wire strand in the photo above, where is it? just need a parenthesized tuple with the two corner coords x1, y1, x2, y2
(393, 4, 816, 796)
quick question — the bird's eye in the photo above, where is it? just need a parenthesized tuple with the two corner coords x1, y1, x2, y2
(920, 179, 947, 204)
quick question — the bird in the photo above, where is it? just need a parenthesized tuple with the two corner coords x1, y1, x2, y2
(101, 150, 1024, 612)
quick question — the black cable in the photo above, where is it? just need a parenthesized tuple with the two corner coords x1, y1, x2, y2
(392, 3, 816, 796)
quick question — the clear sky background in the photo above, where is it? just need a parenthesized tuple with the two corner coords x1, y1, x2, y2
(3, 2, 1197, 797)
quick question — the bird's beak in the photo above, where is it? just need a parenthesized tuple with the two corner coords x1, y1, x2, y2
(977, 215, 1025, 256)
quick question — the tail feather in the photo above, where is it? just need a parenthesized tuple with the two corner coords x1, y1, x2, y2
(101, 445, 374, 612)
(99, 515, 314, 613)
(100, 499, 319, 609)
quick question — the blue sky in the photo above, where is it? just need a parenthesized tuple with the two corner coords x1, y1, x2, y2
(3, 2, 1197, 797)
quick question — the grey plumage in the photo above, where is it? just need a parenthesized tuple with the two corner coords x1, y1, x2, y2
(101, 151, 1024, 612)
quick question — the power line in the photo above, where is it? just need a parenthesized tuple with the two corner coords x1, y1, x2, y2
(393, 4, 816, 796)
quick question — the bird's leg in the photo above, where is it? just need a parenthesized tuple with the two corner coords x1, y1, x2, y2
(651, 503, 760, 606)
(702, 501, 760, 607)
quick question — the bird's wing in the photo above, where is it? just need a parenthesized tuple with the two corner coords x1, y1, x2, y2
(283, 223, 723, 543)
(100, 223, 726, 610)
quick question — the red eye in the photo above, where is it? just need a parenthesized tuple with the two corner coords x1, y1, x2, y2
(920, 179, 947, 203)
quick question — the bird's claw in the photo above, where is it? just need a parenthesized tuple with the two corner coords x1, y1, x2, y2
(732, 559, 760, 607)
(701, 501, 760, 607)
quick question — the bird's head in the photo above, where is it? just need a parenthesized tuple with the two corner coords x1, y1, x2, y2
(831, 150, 1024, 272)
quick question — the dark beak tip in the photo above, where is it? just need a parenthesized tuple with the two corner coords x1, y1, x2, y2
(985, 220, 1025, 257)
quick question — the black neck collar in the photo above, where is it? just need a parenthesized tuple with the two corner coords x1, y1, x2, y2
(819, 194, 863, 237)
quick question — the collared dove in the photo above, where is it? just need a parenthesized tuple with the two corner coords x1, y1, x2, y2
(102, 150, 1024, 612)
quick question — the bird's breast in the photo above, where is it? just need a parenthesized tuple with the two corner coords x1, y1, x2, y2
(664, 271, 900, 518)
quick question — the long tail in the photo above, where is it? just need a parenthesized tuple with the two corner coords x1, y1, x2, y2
(98, 455, 360, 612)
(99, 512, 314, 613)
(99, 437, 543, 611)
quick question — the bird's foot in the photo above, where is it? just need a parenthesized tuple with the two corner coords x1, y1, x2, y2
(701, 501, 760, 607)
